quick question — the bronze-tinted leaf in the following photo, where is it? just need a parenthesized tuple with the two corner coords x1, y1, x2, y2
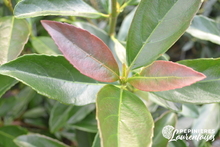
(41, 20, 119, 82)
(128, 61, 206, 91)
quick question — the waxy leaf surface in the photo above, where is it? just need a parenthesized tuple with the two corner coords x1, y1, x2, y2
(14, 0, 102, 18)
(0, 16, 30, 64)
(153, 112, 177, 147)
(96, 85, 154, 147)
(31, 36, 61, 55)
(153, 58, 220, 103)
(14, 134, 69, 147)
(0, 75, 17, 98)
(0, 126, 28, 147)
(0, 55, 104, 105)
(126, 0, 202, 69)
(41, 20, 119, 82)
(128, 61, 206, 92)
(186, 15, 220, 45)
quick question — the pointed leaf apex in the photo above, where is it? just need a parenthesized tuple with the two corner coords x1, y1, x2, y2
(41, 20, 120, 82)
(128, 60, 206, 92)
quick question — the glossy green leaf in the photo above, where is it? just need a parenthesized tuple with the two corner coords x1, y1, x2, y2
(0, 87, 36, 118)
(41, 20, 120, 82)
(0, 125, 28, 147)
(110, 37, 127, 66)
(14, 0, 103, 18)
(192, 104, 220, 133)
(0, 75, 17, 98)
(0, 55, 105, 105)
(153, 58, 220, 103)
(180, 104, 199, 118)
(0, 16, 30, 64)
(24, 118, 47, 128)
(186, 15, 220, 45)
(96, 85, 154, 147)
(49, 102, 74, 133)
(128, 61, 206, 92)
(126, 0, 202, 69)
(192, 104, 220, 146)
(23, 107, 46, 118)
(72, 112, 97, 133)
(153, 112, 177, 147)
(117, 8, 136, 41)
(148, 92, 182, 111)
(67, 104, 95, 124)
(73, 22, 109, 45)
(14, 134, 69, 147)
(31, 36, 61, 55)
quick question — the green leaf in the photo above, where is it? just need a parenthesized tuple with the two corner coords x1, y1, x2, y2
(96, 85, 154, 147)
(0, 125, 28, 147)
(152, 112, 177, 147)
(191, 104, 220, 146)
(75, 130, 96, 147)
(14, 0, 103, 18)
(14, 134, 69, 147)
(186, 15, 220, 45)
(148, 92, 182, 111)
(41, 20, 120, 82)
(168, 140, 188, 147)
(92, 133, 101, 147)
(0, 87, 36, 118)
(100, 0, 110, 13)
(128, 61, 206, 92)
(49, 102, 74, 133)
(117, 8, 136, 41)
(153, 58, 220, 104)
(126, 0, 202, 69)
(72, 112, 97, 133)
(31, 36, 61, 55)
(180, 104, 199, 118)
(110, 37, 127, 68)
(23, 107, 46, 118)
(0, 55, 105, 105)
(0, 16, 30, 64)
(192, 104, 220, 133)
(73, 22, 109, 46)
(67, 104, 95, 124)
(0, 75, 17, 98)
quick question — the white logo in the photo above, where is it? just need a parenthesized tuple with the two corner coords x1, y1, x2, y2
(162, 125, 215, 142)
(162, 125, 175, 139)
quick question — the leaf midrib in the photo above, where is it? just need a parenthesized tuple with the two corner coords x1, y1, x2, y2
(129, 76, 201, 80)
(129, 0, 179, 69)
(0, 69, 103, 86)
(66, 35, 119, 79)
(117, 88, 123, 147)
(7, 17, 14, 62)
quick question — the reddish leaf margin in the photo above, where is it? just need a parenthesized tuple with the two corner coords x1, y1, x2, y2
(128, 60, 206, 92)
(41, 20, 119, 82)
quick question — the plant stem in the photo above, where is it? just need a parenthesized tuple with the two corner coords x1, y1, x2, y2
(109, 0, 118, 36)
(3, 0, 13, 12)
